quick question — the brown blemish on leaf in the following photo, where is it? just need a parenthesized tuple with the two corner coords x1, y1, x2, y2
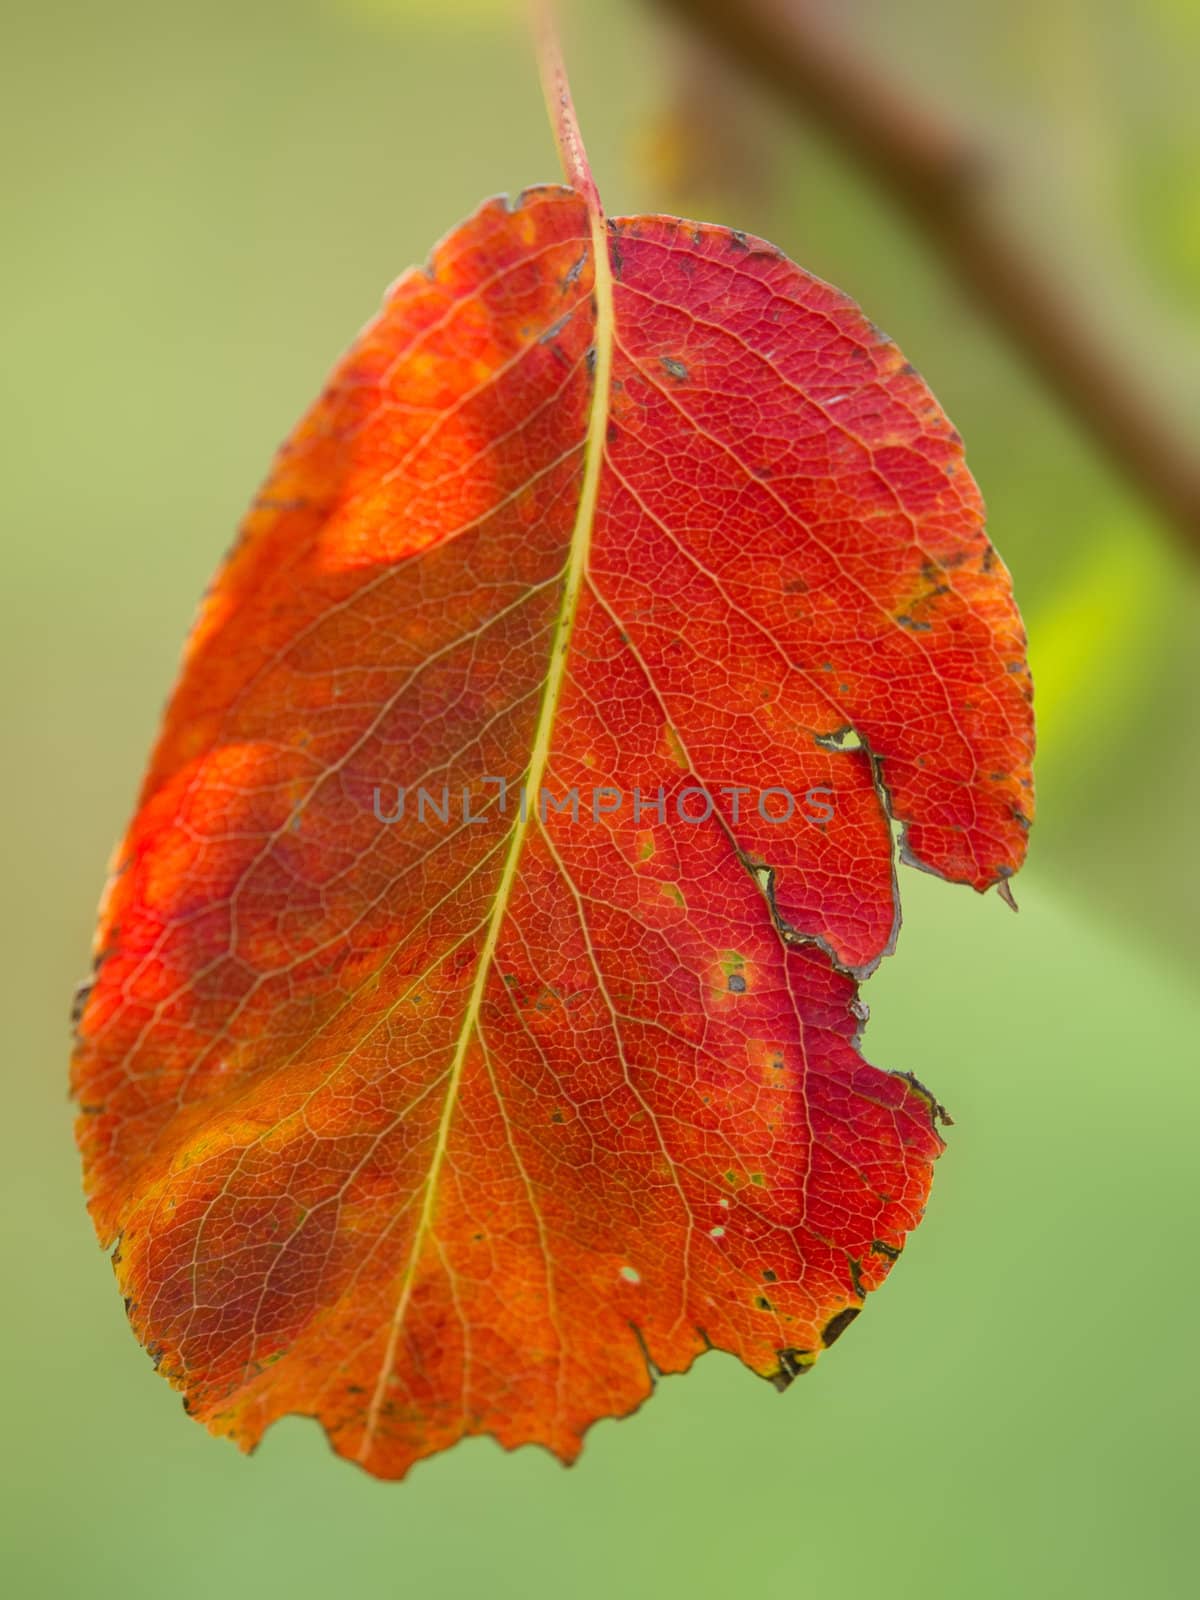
(821, 1307, 861, 1347)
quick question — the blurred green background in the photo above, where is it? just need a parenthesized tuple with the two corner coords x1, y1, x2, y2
(3, 0, 1197, 1594)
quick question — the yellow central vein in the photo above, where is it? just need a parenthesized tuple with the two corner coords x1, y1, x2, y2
(358, 205, 614, 1460)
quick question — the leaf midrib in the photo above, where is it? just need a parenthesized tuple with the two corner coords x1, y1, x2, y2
(358, 201, 613, 1458)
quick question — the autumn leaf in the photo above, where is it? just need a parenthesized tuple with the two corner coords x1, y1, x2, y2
(71, 32, 1033, 1480)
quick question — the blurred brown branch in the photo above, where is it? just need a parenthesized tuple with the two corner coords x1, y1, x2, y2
(654, 0, 1200, 555)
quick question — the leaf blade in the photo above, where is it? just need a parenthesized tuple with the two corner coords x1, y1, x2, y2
(73, 190, 1031, 1480)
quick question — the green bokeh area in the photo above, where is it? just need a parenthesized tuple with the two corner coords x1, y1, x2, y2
(4, 1, 1197, 1596)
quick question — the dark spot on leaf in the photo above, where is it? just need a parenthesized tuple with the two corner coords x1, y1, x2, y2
(763, 1268, 777, 1283)
(727, 973, 746, 993)
(563, 249, 588, 288)
(755, 1295, 774, 1312)
(821, 1306, 861, 1347)
(70, 977, 93, 1037)
(660, 356, 689, 382)
(770, 1348, 814, 1391)
(894, 1069, 954, 1126)
(629, 1321, 659, 1387)
(538, 311, 572, 346)
(870, 1239, 901, 1261)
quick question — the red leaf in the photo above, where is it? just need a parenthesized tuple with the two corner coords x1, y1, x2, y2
(72, 82, 1032, 1480)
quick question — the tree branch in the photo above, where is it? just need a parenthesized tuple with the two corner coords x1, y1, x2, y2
(654, 0, 1200, 555)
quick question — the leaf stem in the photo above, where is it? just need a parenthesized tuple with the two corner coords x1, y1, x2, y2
(532, 0, 604, 217)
